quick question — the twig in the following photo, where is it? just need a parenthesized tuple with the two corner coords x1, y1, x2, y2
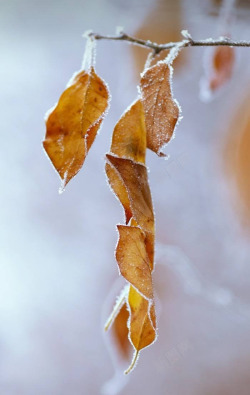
(88, 31, 250, 55)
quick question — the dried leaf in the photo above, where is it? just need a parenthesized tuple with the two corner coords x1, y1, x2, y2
(105, 97, 156, 373)
(201, 46, 235, 100)
(116, 225, 153, 300)
(210, 46, 235, 91)
(106, 155, 154, 238)
(105, 163, 133, 224)
(105, 100, 146, 224)
(43, 66, 109, 188)
(140, 61, 180, 156)
(109, 100, 146, 164)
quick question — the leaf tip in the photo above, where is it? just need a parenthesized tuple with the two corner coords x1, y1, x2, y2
(58, 171, 69, 194)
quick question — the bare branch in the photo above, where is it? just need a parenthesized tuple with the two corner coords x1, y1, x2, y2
(88, 31, 250, 55)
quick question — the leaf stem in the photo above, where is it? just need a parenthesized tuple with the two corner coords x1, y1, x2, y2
(124, 350, 139, 375)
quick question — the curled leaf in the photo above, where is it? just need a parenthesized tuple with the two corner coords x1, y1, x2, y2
(105, 97, 156, 373)
(116, 225, 153, 300)
(106, 155, 154, 237)
(105, 99, 146, 224)
(43, 66, 109, 188)
(140, 61, 180, 156)
(128, 286, 156, 352)
(105, 163, 132, 224)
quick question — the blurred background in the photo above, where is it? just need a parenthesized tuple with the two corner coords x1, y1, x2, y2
(1, 0, 250, 393)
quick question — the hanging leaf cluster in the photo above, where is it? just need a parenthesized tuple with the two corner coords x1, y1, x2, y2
(43, 31, 236, 373)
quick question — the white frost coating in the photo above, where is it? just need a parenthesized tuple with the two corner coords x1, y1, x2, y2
(181, 29, 192, 40)
(64, 70, 79, 89)
(81, 35, 96, 71)
(58, 179, 66, 195)
(163, 60, 183, 153)
(164, 42, 186, 65)
(169, 61, 182, 127)
(143, 51, 154, 72)
(202, 38, 214, 43)
(82, 29, 93, 39)
(59, 158, 74, 193)
(44, 102, 57, 122)
(124, 350, 140, 374)
(115, 26, 124, 35)
(65, 38, 96, 89)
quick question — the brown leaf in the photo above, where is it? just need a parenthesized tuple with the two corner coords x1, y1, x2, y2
(116, 225, 153, 300)
(106, 155, 154, 239)
(43, 66, 109, 187)
(201, 46, 235, 100)
(209, 46, 235, 92)
(105, 100, 147, 224)
(106, 154, 155, 268)
(105, 162, 133, 224)
(105, 96, 156, 372)
(140, 61, 180, 156)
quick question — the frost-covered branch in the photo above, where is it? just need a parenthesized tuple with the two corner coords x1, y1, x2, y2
(88, 30, 250, 55)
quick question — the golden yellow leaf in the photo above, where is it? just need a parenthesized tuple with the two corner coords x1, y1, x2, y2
(109, 100, 146, 164)
(43, 66, 109, 187)
(140, 61, 180, 156)
(116, 225, 153, 300)
(128, 286, 156, 352)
